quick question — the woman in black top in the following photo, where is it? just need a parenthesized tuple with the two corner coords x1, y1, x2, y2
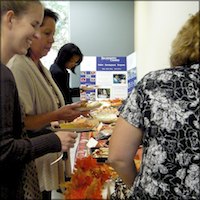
(50, 43, 83, 104)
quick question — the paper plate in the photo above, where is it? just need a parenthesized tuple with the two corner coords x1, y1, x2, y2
(52, 127, 94, 132)
(53, 118, 99, 132)
(81, 85, 98, 91)
(93, 113, 118, 123)
(76, 103, 101, 111)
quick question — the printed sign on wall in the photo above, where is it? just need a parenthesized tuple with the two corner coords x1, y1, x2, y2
(80, 52, 136, 101)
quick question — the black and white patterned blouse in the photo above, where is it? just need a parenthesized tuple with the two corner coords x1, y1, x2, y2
(111, 64, 200, 200)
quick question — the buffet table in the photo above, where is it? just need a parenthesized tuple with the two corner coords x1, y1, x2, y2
(62, 99, 142, 199)
(68, 131, 115, 199)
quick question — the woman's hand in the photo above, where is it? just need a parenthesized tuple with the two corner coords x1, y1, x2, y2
(55, 102, 89, 122)
(51, 121, 60, 129)
(55, 131, 78, 152)
(24, 102, 89, 130)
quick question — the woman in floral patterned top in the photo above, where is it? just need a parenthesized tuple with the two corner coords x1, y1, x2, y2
(108, 11, 199, 200)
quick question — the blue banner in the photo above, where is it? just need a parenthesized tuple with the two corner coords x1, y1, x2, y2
(96, 56, 126, 71)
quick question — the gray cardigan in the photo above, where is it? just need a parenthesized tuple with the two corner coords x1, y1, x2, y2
(7, 55, 68, 191)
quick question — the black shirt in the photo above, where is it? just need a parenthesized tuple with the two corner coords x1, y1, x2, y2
(50, 63, 80, 104)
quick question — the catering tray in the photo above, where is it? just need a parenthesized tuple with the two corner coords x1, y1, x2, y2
(90, 147, 108, 163)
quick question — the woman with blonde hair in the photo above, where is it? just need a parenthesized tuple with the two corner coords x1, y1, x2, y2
(108, 11, 199, 199)
(170, 12, 199, 67)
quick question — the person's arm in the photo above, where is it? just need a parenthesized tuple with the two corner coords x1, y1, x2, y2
(24, 102, 88, 130)
(0, 128, 79, 167)
(108, 116, 143, 188)
(0, 133, 60, 167)
(0, 64, 77, 167)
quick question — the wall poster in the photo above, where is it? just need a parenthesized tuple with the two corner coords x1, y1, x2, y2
(80, 52, 136, 101)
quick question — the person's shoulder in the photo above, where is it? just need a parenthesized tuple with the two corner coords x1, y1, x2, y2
(7, 55, 27, 69)
(146, 67, 172, 75)
(0, 63, 15, 81)
(50, 63, 57, 71)
(1, 62, 10, 73)
(50, 64, 64, 74)
(148, 64, 199, 78)
(141, 66, 184, 81)
(10, 54, 26, 62)
(139, 64, 199, 88)
(186, 63, 199, 71)
(136, 67, 178, 89)
(50, 63, 55, 69)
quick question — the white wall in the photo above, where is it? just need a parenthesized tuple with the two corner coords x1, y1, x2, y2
(70, 1, 134, 102)
(134, 1, 199, 81)
(70, 1, 134, 57)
